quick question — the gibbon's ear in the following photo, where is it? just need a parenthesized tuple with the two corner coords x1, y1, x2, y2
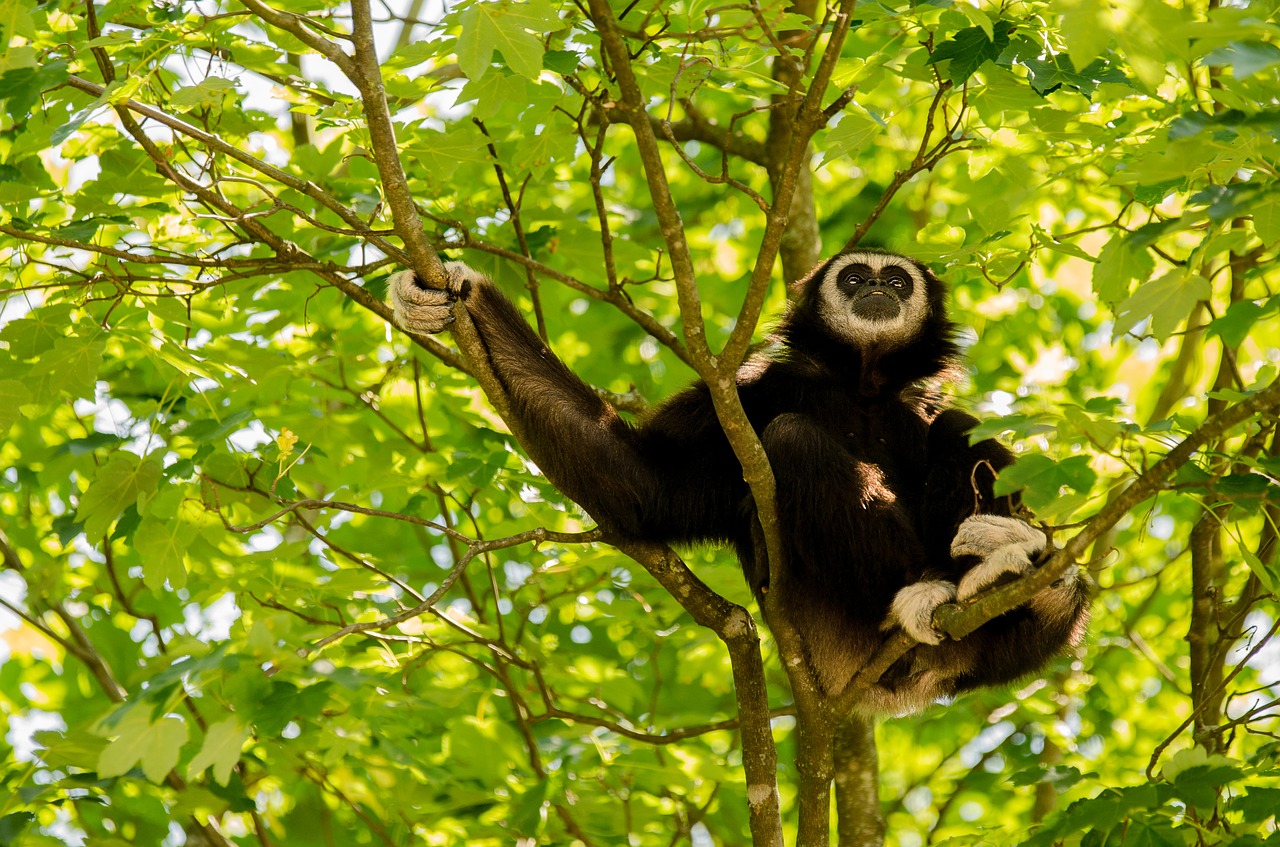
(790, 256, 833, 302)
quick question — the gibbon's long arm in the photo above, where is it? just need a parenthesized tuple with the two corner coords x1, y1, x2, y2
(389, 264, 742, 543)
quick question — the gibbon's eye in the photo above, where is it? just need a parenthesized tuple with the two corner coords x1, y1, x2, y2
(839, 268, 865, 286)
(884, 270, 908, 288)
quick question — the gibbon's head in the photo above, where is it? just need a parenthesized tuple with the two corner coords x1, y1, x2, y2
(799, 249, 944, 350)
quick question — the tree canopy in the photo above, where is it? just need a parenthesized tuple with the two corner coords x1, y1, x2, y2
(1, 0, 1279, 845)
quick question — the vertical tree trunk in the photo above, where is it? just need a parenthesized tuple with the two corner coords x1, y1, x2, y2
(834, 716, 886, 846)
(1187, 510, 1227, 752)
(1186, 240, 1253, 755)
(794, 707, 837, 847)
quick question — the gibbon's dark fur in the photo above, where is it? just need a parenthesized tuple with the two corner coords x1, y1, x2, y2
(389, 251, 1089, 712)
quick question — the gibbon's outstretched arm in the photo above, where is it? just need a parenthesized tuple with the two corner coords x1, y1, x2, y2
(389, 255, 1090, 710)
(388, 263, 742, 544)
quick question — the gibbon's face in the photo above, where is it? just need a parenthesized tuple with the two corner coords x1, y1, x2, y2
(816, 251, 931, 349)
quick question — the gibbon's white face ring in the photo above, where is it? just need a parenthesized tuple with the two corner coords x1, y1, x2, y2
(817, 252, 930, 349)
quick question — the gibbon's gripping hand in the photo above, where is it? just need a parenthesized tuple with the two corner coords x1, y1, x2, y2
(388, 261, 477, 335)
(886, 580, 958, 645)
(952, 515, 1048, 601)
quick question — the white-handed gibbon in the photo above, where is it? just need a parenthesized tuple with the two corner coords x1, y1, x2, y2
(388, 251, 1090, 713)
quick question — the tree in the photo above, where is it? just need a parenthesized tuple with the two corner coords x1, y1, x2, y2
(1, 0, 1278, 844)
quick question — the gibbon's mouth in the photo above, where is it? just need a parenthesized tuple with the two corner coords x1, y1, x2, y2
(851, 289, 901, 320)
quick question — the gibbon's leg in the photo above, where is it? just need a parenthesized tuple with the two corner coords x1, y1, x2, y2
(390, 264, 657, 536)
(949, 566, 1092, 692)
(945, 514, 1092, 690)
(874, 512, 1090, 712)
(882, 407, 1031, 643)
(928, 407, 1093, 671)
(756, 413, 930, 696)
(889, 409, 1092, 692)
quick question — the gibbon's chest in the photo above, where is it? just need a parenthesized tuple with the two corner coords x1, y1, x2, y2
(792, 393, 930, 496)
(845, 402, 927, 468)
(739, 366, 931, 485)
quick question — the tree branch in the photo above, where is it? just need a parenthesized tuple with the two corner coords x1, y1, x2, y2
(339, 0, 519, 430)
(611, 538, 784, 847)
(586, 0, 710, 366)
(61, 75, 399, 258)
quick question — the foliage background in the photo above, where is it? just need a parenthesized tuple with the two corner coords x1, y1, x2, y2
(1, 0, 1279, 844)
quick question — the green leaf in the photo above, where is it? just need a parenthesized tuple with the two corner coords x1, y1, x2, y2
(927, 20, 1014, 84)
(1093, 234, 1153, 305)
(819, 109, 884, 167)
(1008, 764, 1088, 789)
(97, 708, 190, 784)
(994, 454, 1097, 512)
(0, 67, 40, 120)
(50, 103, 103, 146)
(1132, 177, 1187, 206)
(1191, 183, 1264, 224)
(455, 5, 492, 81)
(1203, 41, 1280, 79)
(1063, 405, 1122, 450)
(1116, 269, 1213, 340)
(1018, 53, 1129, 97)
(183, 409, 256, 444)
(75, 454, 164, 540)
(170, 77, 239, 112)
(26, 335, 106, 402)
(0, 0, 37, 43)
(508, 778, 550, 837)
(514, 114, 577, 176)
(1166, 108, 1280, 141)
(457, 70, 529, 121)
(0, 378, 31, 433)
(134, 516, 190, 590)
(968, 413, 1056, 442)
(408, 123, 491, 179)
(0, 303, 75, 359)
(543, 49, 579, 75)
(1241, 547, 1279, 593)
(1218, 473, 1269, 501)
(0, 812, 36, 845)
(1057, 0, 1113, 69)
(1230, 787, 1280, 822)
(456, 0, 557, 82)
(1114, 270, 1212, 341)
(1115, 820, 1182, 847)
(972, 65, 1043, 118)
(188, 719, 250, 786)
(1252, 195, 1280, 246)
(1209, 296, 1279, 349)
(1161, 746, 1239, 782)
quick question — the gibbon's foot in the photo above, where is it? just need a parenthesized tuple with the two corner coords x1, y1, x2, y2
(953, 515, 1048, 601)
(388, 261, 478, 335)
(886, 579, 958, 645)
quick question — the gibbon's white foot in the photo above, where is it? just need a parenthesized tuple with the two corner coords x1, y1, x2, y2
(886, 580, 958, 645)
(953, 515, 1047, 601)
